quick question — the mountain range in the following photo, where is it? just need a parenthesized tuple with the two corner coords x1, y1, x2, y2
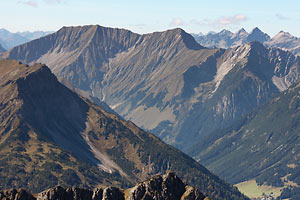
(192, 27, 300, 57)
(3, 24, 300, 198)
(0, 59, 247, 200)
(3, 25, 300, 152)
(0, 28, 52, 50)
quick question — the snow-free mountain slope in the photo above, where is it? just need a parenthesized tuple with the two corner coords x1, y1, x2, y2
(3, 25, 300, 152)
(0, 60, 247, 200)
(188, 81, 300, 199)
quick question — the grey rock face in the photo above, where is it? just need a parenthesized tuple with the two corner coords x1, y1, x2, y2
(37, 186, 124, 200)
(0, 189, 35, 200)
(37, 186, 94, 200)
(181, 186, 206, 200)
(102, 187, 124, 200)
(127, 172, 204, 200)
(0, 173, 206, 200)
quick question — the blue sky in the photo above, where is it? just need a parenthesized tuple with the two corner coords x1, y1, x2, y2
(1, 0, 300, 36)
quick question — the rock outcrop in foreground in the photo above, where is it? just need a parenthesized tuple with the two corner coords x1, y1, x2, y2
(0, 173, 209, 200)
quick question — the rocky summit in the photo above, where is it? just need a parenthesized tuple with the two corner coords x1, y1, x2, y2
(0, 60, 248, 200)
(0, 172, 209, 200)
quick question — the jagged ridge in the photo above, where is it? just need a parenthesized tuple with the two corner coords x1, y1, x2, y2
(0, 172, 209, 200)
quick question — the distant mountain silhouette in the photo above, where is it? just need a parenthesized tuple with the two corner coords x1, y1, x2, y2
(193, 27, 300, 57)
(0, 28, 51, 50)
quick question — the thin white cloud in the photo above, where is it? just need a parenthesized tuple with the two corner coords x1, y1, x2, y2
(276, 14, 289, 20)
(18, 0, 39, 8)
(134, 24, 146, 27)
(44, 0, 62, 5)
(170, 18, 186, 27)
(18, 0, 62, 7)
(191, 14, 247, 27)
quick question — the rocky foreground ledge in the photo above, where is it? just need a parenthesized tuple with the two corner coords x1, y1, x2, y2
(0, 172, 210, 200)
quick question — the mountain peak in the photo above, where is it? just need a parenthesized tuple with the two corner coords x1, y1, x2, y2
(232, 28, 248, 40)
(275, 30, 293, 38)
(178, 29, 205, 50)
(237, 28, 247, 34)
(156, 28, 205, 50)
(248, 27, 270, 43)
(219, 29, 233, 35)
(250, 27, 261, 33)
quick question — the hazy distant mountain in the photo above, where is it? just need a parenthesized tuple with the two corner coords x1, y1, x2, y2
(0, 60, 247, 200)
(0, 29, 28, 50)
(192, 29, 233, 48)
(265, 31, 300, 57)
(17, 30, 52, 40)
(193, 27, 270, 49)
(3, 25, 300, 152)
(0, 28, 51, 50)
(188, 80, 300, 199)
(193, 27, 300, 57)
(0, 43, 5, 52)
(247, 27, 271, 43)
